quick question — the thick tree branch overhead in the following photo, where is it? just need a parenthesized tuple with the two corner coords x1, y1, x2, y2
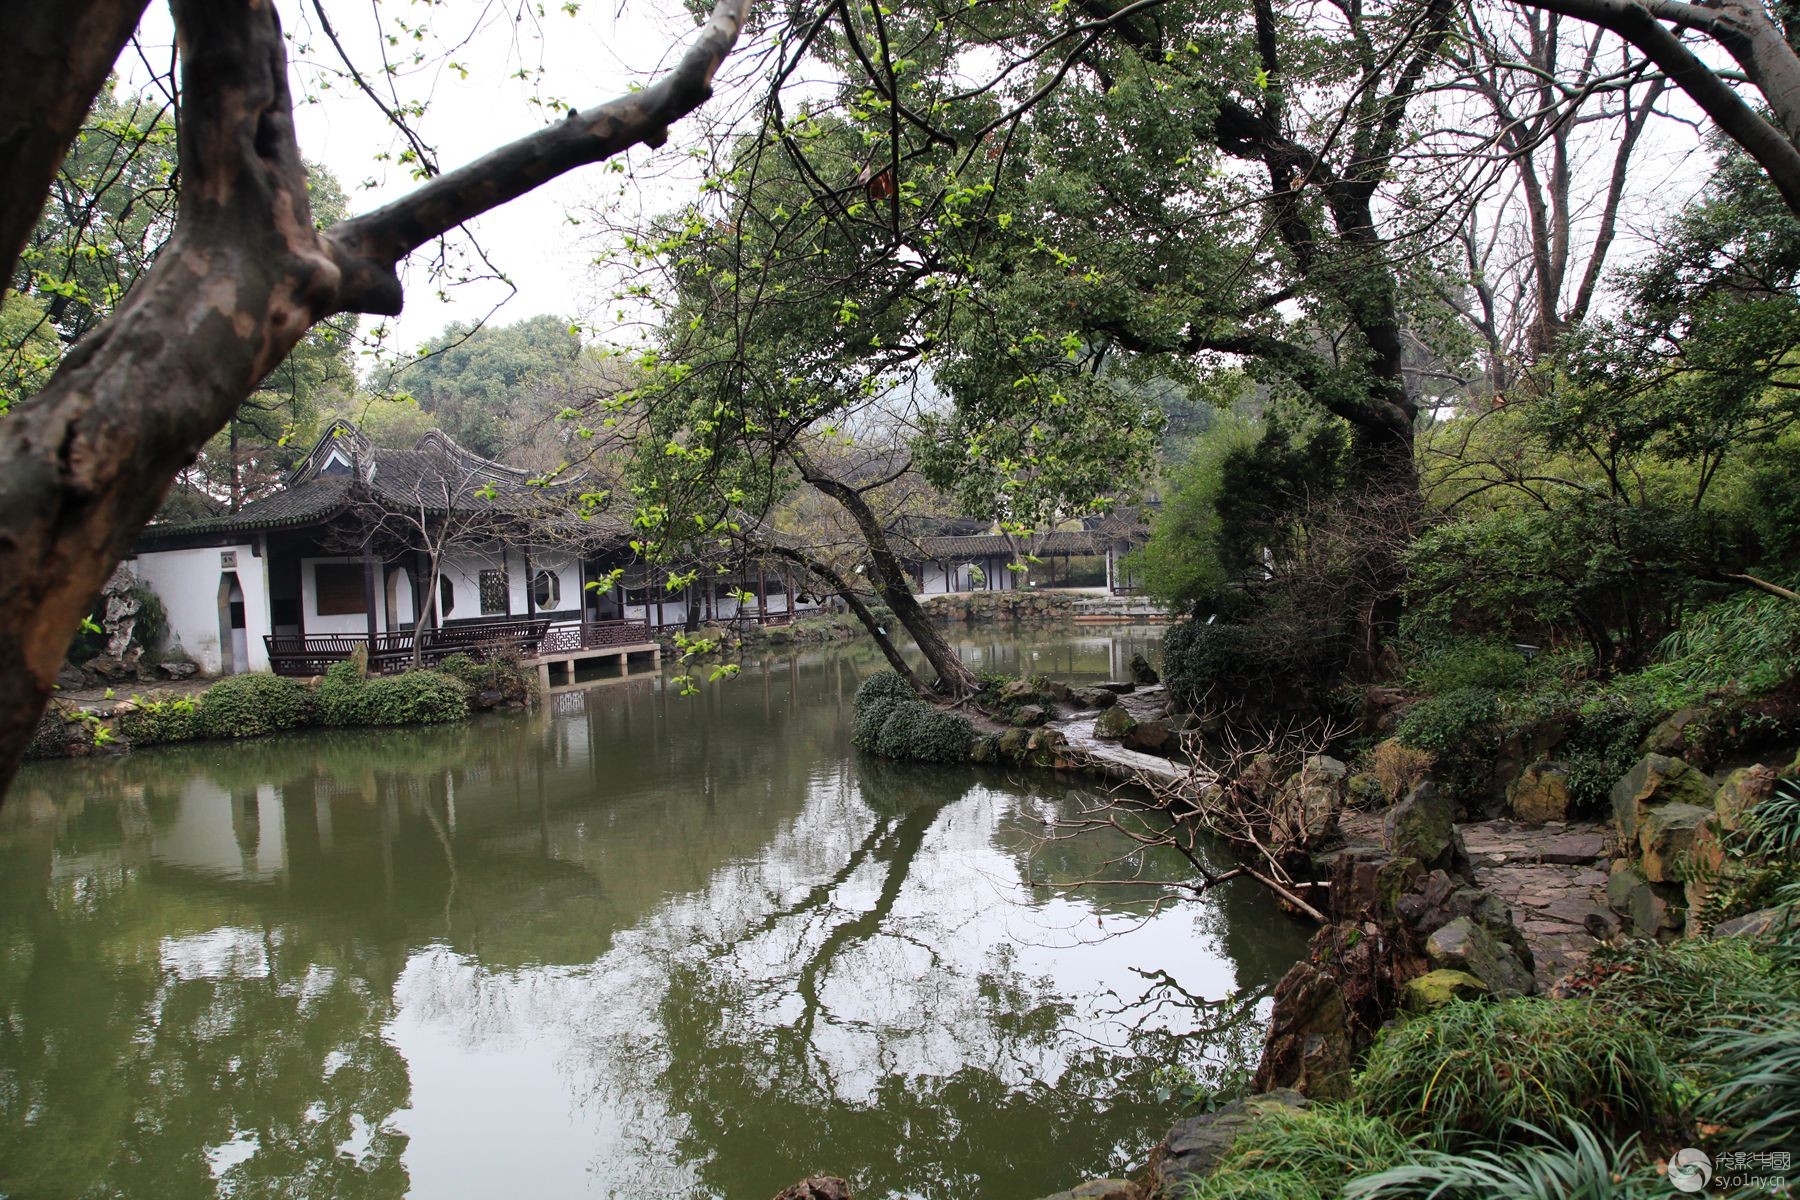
(0, 0, 754, 801)
(0, 0, 152, 289)
(1512, 0, 1800, 214)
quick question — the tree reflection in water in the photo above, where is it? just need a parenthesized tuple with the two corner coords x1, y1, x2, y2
(0, 635, 1305, 1200)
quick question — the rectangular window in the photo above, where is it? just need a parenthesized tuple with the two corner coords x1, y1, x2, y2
(479, 569, 509, 615)
(315, 562, 366, 616)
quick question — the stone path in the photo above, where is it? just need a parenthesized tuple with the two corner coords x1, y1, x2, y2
(1464, 820, 1611, 989)
(1342, 811, 1612, 989)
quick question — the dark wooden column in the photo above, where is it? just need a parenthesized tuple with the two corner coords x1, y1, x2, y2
(756, 562, 767, 624)
(362, 558, 379, 641)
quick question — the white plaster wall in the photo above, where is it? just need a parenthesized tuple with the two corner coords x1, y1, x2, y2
(131, 543, 271, 674)
(519, 547, 580, 614)
(436, 547, 493, 621)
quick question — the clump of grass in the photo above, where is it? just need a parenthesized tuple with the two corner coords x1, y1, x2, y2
(1181, 1101, 1415, 1200)
(1355, 998, 1679, 1140)
(1569, 936, 1784, 1049)
(1344, 1120, 1664, 1200)
(1695, 879, 1800, 1151)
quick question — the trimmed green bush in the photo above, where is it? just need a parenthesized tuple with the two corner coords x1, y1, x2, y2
(852, 671, 973, 763)
(1162, 620, 1267, 708)
(852, 671, 917, 750)
(195, 673, 315, 739)
(317, 661, 468, 727)
(350, 670, 470, 726)
(1356, 998, 1678, 1140)
(115, 694, 199, 745)
(316, 660, 367, 727)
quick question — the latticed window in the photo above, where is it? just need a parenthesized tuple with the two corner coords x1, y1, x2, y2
(479, 569, 508, 615)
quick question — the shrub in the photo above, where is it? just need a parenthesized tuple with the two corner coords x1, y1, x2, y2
(1411, 639, 1533, 694)
(1368, 739, 1435, 803)
(852, 672, 917, 750)
(875, 700, 927, 759)
(1162, 620, 1268, 708)
(195, 673, 315, 739)
(316, 659, 367, 726)
(115, 694, 200, 745)
(853, 672, 974, 763)
(1394, 687, 1500, 806)
(317, 663, 469, 727)
(351, 670, 470, 726)
(1356, 998, 1679, 1140)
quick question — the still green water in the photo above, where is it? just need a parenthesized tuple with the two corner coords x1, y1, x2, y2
(0, 629, 1307, 1200)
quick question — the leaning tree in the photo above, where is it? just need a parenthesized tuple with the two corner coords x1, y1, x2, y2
(0, 0, 753, 798)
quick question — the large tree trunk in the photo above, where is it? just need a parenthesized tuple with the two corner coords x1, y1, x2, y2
(798, 465, 981, 699)
(757, 542, 929, 695)
(0, 0, 752, 799)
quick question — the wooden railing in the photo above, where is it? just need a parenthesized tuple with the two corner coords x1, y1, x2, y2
(265, 617, 565, 676)
(537, 618, 653, 654)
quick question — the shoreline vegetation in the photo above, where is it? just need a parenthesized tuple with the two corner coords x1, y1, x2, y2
(26, 596, 1163, 761)
(846, 593, 1800, 1199)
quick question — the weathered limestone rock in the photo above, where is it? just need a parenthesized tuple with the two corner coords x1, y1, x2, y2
(1072, 686, 1118, 710)
(770, 1177, 852, 1200)
(997, 728, 1031, 760)
(1606, 861, 1645, 911)
(1155, 1090, 1308, 1197)
(1383, 783, 1455, 866)
(1032, 1180, 1139, 1200)
(1096, 681, 1136, 695)
(54, 662, 88, 690)
(1713, 906, 1791, 940)
(1275, 756, 1349, 851)
(1123, 719, 1174, 755)
(1626, 877, 1685, 941)
(1639, 706, 1711, 757)
(101, 565, 142, 659)
(85, 655, 134, 682)
(1638, 802, 1713, 883)
(1715, 764, 1777, 833)
(1346, 772, 1386, 809)
(1399, 968, 1489, 1011)
(969, 735, 999, 764)
(1095, 706, 1137, 740)
(998, 679, 1038, 706)
(1508, 762, 1572, 824)
(156, 659, 199, 680)
(1425, 916, 1535, 996)
(1040, 680, 1073, 702)
(1493, 716, 1573, 807)
(1129, 652, 1160, 686)
(1611, 754, 1715, 844)
(1011, 704, 1050, 728)
(1251, 963, 1352, 1098)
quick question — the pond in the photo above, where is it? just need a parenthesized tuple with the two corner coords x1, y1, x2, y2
(0, 628, 1309, 1200)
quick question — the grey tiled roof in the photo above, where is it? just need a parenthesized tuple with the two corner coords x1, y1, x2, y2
(916, 531, 1110, 558)
(136, 421, 629, 546)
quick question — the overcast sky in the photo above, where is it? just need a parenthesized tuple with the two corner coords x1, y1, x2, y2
(125, 1, 750, 359)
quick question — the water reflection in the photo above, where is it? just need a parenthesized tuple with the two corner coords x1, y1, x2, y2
(0, 631, 1305, 1200)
